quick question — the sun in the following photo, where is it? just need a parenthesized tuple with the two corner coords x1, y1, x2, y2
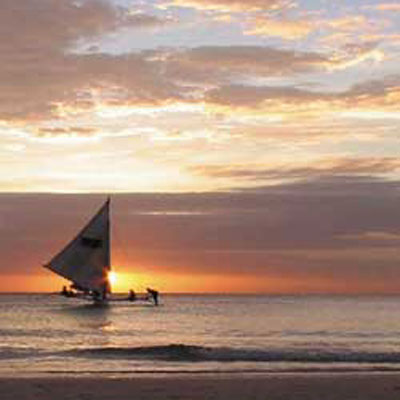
(108, 271, 117, 286)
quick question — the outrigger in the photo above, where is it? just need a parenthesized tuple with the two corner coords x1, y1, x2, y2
(43, 198, 159, 306)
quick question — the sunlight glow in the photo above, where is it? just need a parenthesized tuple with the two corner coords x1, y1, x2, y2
(108, 271, 118, 286)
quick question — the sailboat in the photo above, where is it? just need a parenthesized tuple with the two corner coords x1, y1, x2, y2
(43, 198, 159, 305)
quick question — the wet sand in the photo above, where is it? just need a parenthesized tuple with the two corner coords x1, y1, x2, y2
(1, 373, 400, 400)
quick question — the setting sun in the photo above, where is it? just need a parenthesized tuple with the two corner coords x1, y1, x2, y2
(108, 271, 118, 287)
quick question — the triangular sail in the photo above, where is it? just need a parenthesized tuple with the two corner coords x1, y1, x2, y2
(44, 199, 111, 295)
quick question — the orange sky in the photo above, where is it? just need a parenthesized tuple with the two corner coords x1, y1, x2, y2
(5, 268, 400, 295)
(1, 193, 400, 294)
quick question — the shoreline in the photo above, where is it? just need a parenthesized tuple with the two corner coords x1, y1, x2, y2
(1, 372, 400, 400)
(4, 368, 400, 378)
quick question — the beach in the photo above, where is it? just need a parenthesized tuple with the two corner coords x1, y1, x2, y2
(2, 373, 400, 400)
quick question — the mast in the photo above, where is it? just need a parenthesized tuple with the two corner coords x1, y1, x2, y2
(104, 196, 111, 298)
(106, 196, 111, 272)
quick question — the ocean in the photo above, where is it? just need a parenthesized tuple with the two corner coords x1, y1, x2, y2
(2, 293, 400, 376)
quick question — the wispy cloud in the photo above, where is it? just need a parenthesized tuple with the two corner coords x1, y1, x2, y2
(203, 73, 400, 120)
(161, 0, 294, 13)
(368, 3, 400, 12)
(244, 16, 314, 40)
(163, 46, 330, 83)
(339, 231, 400, 242)
(189, 157, 400, 183)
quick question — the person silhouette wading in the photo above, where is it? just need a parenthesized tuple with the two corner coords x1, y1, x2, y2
(146, 288, 159, 306)
(128, 289, 136, 301)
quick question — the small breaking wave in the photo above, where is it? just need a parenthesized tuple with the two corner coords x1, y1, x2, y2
(68, 344, 400, 364)
(0, 346, 42, 360)
(5, 344, 400, 365)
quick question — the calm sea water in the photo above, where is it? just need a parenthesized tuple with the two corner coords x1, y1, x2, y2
(2, 293, 400, 375)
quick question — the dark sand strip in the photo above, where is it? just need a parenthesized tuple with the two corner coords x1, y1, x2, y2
(1, 373, 400, 400)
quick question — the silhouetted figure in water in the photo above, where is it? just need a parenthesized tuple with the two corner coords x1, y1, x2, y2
(146, 288, 159, 306)
(128, 289, 136, 302)
(61, 285, 76, 297)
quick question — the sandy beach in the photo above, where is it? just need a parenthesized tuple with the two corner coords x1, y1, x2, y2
(2, 373, 400, 400)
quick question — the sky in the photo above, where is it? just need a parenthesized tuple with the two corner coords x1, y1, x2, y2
(0, 0, 400, 293)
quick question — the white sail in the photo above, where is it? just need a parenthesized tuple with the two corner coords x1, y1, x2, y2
(44, 198, 111, 295)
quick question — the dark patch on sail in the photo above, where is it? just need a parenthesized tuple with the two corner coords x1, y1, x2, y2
(81, 237, 102, 248)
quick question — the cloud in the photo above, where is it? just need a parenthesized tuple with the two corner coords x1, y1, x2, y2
(0, 0, 388, 128)
(325, 15, 370, 32)
(162, 1, 390, 45)
(160, 0, 315, 42)
(163, 42, 385, 91)
(0, 0, 179, 123)
(205, 84, 329, 108)
(0, 53, 179, 122)
(203, 73, 400, 117)
(326, 42, 385, 71)
(35, 126, 98, 138)
(360, 34, 400, 44)
(125, 12, 176, 29)
(0, 0, 127, 53)
(161, 0, 294, 13)
(370, 3, 400, 12)
(164, 46, 329, 85)
(0, 0, 394, 153)
(318, 13, 390, 48)
(244, 16, 314, 40)
(339, 231, 400, 242)
(188, 158, 400, 183)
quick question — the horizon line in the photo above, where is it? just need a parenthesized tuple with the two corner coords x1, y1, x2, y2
(2, 291, 400, 296)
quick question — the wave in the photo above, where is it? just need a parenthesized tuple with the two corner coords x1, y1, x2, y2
(4, 344, 400, 365)
(0, 346, 42, 360)
(68, 344, 400, 364)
